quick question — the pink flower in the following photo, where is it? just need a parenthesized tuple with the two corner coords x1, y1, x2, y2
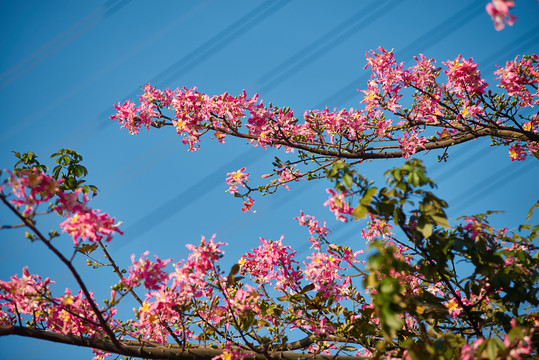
(324, 189, 354, 222)
(460, 338, 485, 360)
(212, 342, 248, 360)
(304, 252, 344, 297)
(239, 237, 301, 291)
(509, 143, 528, 161)
(444, 297, 462, 318)
(494, 55, 539, 107)
(443, 56, 488, 97)
(124, 251, 172, 290)
(276, 165, 300, 190)
(60, 209, 123, 246)
(6, 170, 61, 215)
(486, 0, 517, 31)
(397, 130, 428, 159)
(0, 267, 52, 316)
(225, 167, 249, 195)
(241, 196, 255, 212)
(110, 100, 140, 134)
(294, 211, 330, 250)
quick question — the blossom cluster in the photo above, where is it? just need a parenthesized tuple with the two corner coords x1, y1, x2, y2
(239, 236, 301, 291)
(112, 53, 536, 174)
(0, 267, 114, 338)
(111, 50, 538, 216)
(124, 251, 172, 290)
(1, 169, 122, 246)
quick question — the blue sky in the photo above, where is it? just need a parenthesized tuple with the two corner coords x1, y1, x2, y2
(1, 1, 538, 359)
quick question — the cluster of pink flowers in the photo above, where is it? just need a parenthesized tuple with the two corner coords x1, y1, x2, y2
(304, 252, 345, 298)
(47, 288, 113, 336)
(0, 267, 52, 322)
(276, 165, 301, 190)
(131, 236, 228, 342)
(1, 170, 123, 246)
(460, 319, 533, 359)
(113, 51, 538, 155)
(361, 214, 394, 242)
(397, 130, 428, 159)
(124, 251, 172, 290)
(3, 170, 60, 215)
(0, 267, 114, 338)
(212, 342, 248, 360)
(239, 237, 302, 291)
(462, 217, 488, 240)
(111, 49, 538, 207)
(508, 115, 539, 161)
(170, 235, 227, 300)
(59, 208, 122, 246)
(444, 285, 491, 319)
(294, 211, 330, 250)
(495, 55, 539, 107)
(443, 55, 488, 98)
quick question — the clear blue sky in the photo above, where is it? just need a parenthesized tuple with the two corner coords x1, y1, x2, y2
(1, 1, 538, 358)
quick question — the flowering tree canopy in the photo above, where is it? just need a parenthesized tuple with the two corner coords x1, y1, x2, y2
(1, 3, 539, 360)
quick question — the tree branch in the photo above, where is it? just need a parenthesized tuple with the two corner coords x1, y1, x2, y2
(0, 326, 367, 360)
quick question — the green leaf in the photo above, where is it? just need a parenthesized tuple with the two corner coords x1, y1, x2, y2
(417, 221, 433, 239)
(341, 173, 352, 189)
(487, 338, 499, 360)
(360, 187, 378, 206)
(526, 201, 539, 221)
(299, 283, 315, 294)
(353, 204, 368, 220)
(431, 214, 449, 228)
(76, 243, 98, 255)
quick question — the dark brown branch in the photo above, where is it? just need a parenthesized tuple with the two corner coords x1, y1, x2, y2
(0, 326, 367, 360)
(159, 119, 534, 160)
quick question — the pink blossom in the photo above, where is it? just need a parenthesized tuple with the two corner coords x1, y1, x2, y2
(110, 100, 143, 134)
(324, 189, 354, 222)
(304, 252, 344, 297)
(444, 297, 462, 318)
(495, 55, 539, 107)
(460, 338, 484, 360)
(502, 319, 533, 359)
(362, 214, 394, 241)
(486, 0, 517, 31)
(60, 209, 123, 246)
(295, 211, 330, 250)
(463, 217, 486, 240)
(6, 170, 61, 215)
(241, 196, 255, 213)
(47, 288, 111, 336)
(239, 237, 301, 291)
(397, 130, 428, 159)
(509, 143, 528, 161)
(225, 167, 249, 195)
(0, 267, 52, 317)
(276, 165, 301, 190)
(443, 56, 488, 97)
(212, 342, 248, 360)
(124, 251, 172, 290)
